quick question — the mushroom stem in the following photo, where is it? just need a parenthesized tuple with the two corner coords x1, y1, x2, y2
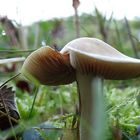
(76, 73, 105, 140)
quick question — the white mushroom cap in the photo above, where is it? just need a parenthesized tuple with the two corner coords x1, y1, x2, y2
(21, 46, 75, 85)
(61, 37, 140, 80)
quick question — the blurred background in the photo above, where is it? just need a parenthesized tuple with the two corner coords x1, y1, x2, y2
(0, 0, 140, 55)
(0, 0, 140, 54)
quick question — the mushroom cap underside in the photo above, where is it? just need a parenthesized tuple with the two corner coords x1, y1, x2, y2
(61, 37, 140, 80)
(21, 46, 75, 85)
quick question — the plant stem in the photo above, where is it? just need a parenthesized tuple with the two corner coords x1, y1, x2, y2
(124, 17, 139, 58)
(0, 49, 35, 53)
(0, 73, 21, 88)
(28, 86, 38, 118)
(77, 73, 106, 140)
(74, 8, 80, 38)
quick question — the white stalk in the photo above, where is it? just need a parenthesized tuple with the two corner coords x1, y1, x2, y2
(0, 57, 25, 65)
(76, 73, 106, 140)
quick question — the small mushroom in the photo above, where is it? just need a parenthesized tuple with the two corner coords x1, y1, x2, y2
(21, 46, 75, 85)
(21, 38, 140, 140)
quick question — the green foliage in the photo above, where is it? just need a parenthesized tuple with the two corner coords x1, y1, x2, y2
(16, 84, 77, 120)
(13, 81, 140, 139)
(36, 128, 62, 140)
(106, 83, 140, 139)
(130, 19, 140, 29)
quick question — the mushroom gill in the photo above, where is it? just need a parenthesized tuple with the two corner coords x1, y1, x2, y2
(61, 37, 140, 80)
(21, 46, 76, 85)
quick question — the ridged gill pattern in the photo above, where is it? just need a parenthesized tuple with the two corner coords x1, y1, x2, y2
(22, 46, 76, 85)
(61, 37, 140, 80)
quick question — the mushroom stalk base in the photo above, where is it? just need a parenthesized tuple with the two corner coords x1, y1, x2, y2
(76, 73, 105, 140)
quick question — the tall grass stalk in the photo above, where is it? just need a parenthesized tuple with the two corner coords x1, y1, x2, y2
(72, 0, 80, 38)
(28, 86, 39, 118)
(124, 17, 139, 58)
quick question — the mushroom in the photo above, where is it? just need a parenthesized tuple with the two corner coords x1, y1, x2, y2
(21, 46, 75, 85)
(61, 37, 140, 139)
(21, 37, 140, 140)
